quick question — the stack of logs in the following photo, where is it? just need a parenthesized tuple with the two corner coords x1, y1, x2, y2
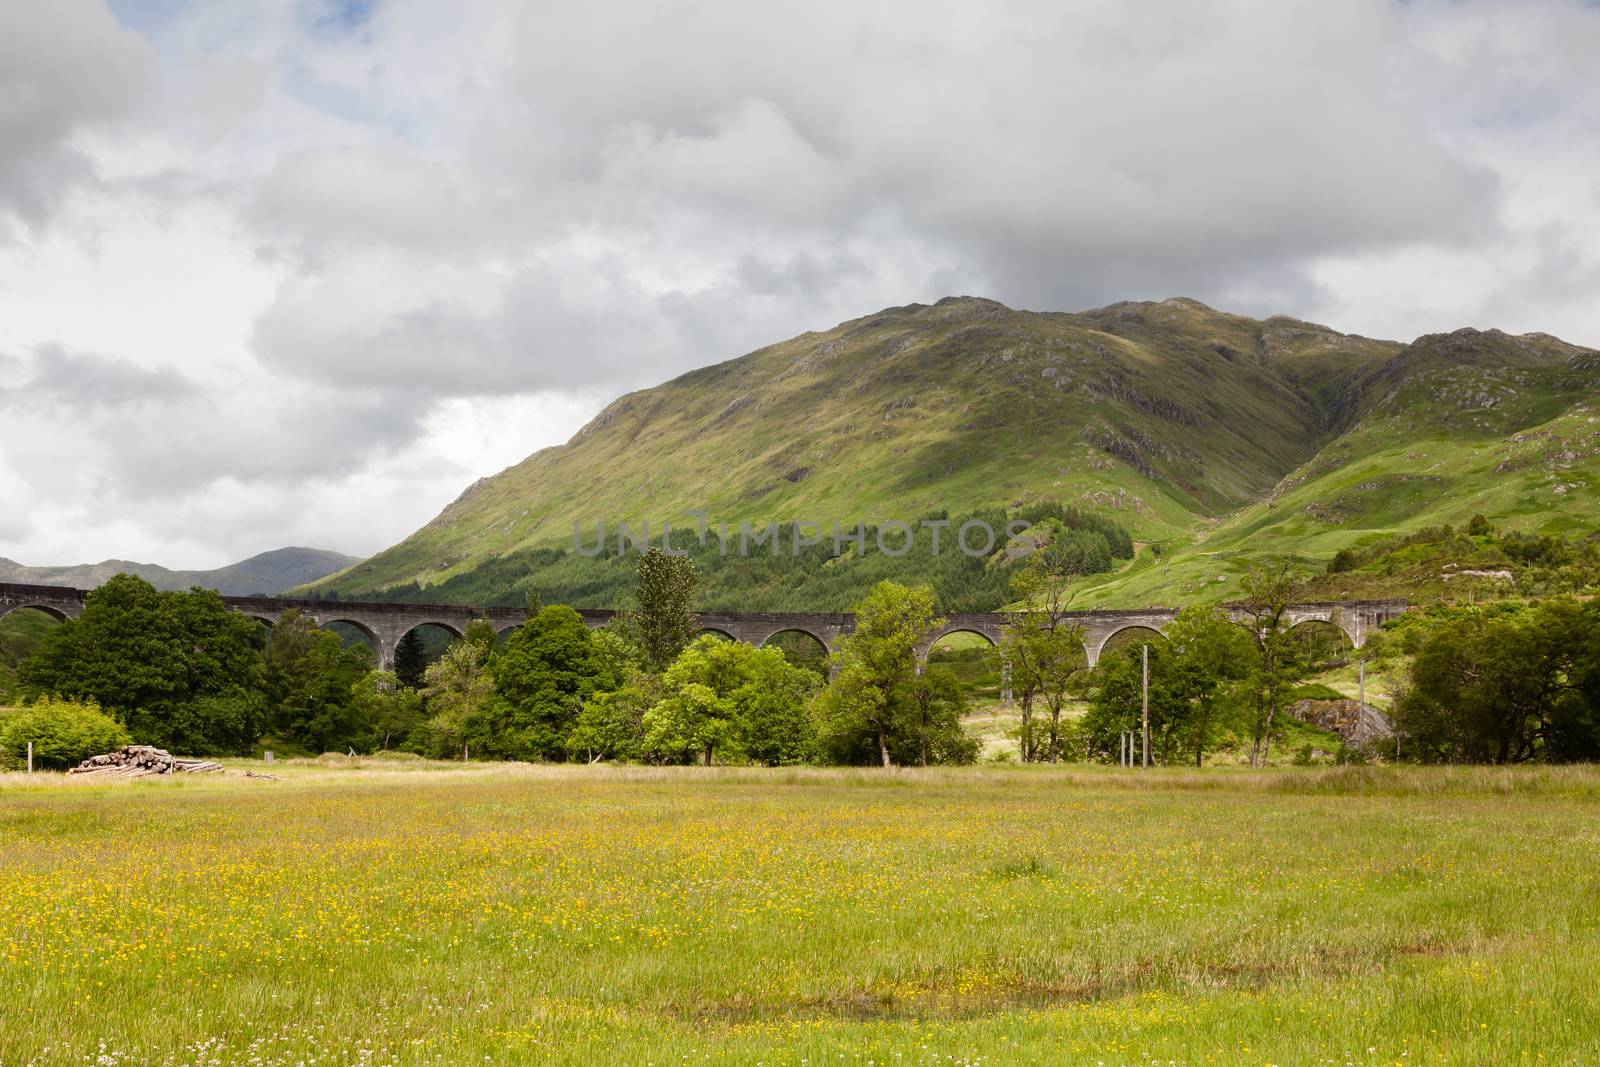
(69, 745, 224, 778)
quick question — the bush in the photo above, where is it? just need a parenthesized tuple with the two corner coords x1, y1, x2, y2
(0, 699, 131, 770)
(1327, 548, 1358, 574)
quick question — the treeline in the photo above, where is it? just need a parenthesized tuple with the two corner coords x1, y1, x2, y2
(325, 505, 1134, 612)
(0, 558, 980, 769)
(9, 548, 1593, 771)
(1386, 598, 1600, 763)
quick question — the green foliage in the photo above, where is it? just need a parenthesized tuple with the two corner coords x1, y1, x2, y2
(629, 547, 700, 670)
(813, 581, 974, 766)
(392, 630, 427, 690)
(1083, 607, 1255, 766)
(128, 693, 265, 757)
(639, 635, 821, 765)
(1001, 538, 1093, 761)
(349, 671, 425, 752)
(903, 666, 979, 766)
(16, 576, 266, 745)
(262, 608, 373, 754)
(416, 639, 496, 758)
(642, 682, 730, 765)
(1396, 600, 1600, 764)
(477, 606, 616, 761)
(0, 698, 130, 770)
(1235, 560, 1314, 766)
(567, 680, 655, 764)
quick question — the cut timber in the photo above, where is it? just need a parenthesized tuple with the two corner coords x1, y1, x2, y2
(69, 745, 224, 778)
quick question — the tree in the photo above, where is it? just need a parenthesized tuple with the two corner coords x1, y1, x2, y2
(481, 605, 616, 761)
(349, 671, 424, 751)
(1000, 533, 1089, 761)
(568, 681, 655, 763)
(418, 639, 496, 758)
(1162, 607, 1256, 766)
(463, 618, 499, 657)
(392, 630, 428, 690)
(905, 666, 978, 766)
(143, 693, 265, 757)
(642, 682, 731, 765)
(1395, 600, 1597, 763)
(18, 575, 265, 750)
(262, 609, 372, 753)
(1083, 608, 1254, 766)
(629, 547, 699, 671)
(640, 635, 820, 765)
(1234, 560, 1309, 766)
(812, 581, 962, 767)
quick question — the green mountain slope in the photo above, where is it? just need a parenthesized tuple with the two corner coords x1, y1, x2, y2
(313, 298, 1598, 609)
(0, 547, 363, 596)
(1073, 329, 1600, 605)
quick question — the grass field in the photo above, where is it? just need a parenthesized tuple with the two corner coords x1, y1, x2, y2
(4, 762, 1600, 1065)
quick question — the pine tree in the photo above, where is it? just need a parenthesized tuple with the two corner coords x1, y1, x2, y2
(630, 547, 700, 672)
(393, 629, 427, 690)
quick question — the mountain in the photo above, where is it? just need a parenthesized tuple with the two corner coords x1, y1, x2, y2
(309, 297, 1599, 609)
(0, 547, 363, 596)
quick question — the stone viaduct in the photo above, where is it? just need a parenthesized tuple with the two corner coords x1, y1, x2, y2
(0, 581, 1408, 681)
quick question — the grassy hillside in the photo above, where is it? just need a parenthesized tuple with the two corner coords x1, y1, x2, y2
(1071, 329, 1600, 606)
(310, 298, 1598, 609)
(0, 546, 362, 596)
(0, 608, 58, 705)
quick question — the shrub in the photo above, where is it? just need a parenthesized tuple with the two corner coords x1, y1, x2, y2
(0, 699, 131, 770)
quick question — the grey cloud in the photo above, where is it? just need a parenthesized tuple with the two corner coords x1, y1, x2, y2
(0, 0, 150, 230)
(0, 345, 196, 412)
(90, 385, 435, 499)
(231, 0, 1519, 398)
(0, 342, 433, 502)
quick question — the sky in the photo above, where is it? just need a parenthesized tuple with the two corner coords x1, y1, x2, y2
(2, 0, 1598, 570)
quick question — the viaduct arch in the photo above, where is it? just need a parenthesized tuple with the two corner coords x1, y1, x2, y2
(0, 581, 1409, 675)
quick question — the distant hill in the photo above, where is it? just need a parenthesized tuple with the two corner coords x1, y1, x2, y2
(0, 547, 363, 596)
(306, 296, 1599, 609)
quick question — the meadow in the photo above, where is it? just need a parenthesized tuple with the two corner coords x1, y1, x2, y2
(3, 761, 1600, 1065)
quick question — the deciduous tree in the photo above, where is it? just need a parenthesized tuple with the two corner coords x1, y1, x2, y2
(812, 581, 957, 767)
(1234, 560, 1309, 766)
(1001, 534, 1089, 761)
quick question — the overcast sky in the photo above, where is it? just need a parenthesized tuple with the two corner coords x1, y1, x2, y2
(2, 0, 1598, 569)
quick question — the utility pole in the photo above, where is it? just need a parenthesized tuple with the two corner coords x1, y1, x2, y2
(1141, 642, 1150, 768)
(1357, 611, 1366, 712)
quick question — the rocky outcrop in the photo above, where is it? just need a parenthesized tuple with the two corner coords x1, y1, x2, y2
(1289, 699, 1393, 747)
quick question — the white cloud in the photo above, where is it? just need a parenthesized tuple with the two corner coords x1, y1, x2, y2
(0, 0, 150, 231)
(1, 0, 1598, 570)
